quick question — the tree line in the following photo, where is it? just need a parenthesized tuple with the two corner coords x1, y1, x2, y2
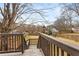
(53, 4, 79, 33)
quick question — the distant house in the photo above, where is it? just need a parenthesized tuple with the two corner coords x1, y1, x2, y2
(51, 28, 59, 33)
(47, 25, 59, 33)
(72, 27, 79, 32)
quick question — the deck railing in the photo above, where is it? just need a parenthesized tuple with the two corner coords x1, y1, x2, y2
(37, 33, 79, 56)
(0, 33, 26, 54)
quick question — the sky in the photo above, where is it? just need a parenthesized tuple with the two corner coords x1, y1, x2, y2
(26, 3, 63, 26)
(0, 3, 63, 26)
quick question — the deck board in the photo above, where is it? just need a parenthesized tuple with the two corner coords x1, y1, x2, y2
(0, 45, 44, 56)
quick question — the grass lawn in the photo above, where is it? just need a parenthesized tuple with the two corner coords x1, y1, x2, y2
(56, 33, 79, 42)
(27, 35, 39, 39)
(55, 33, 79, 45)
(56, 37, 79, 45)
(24, 35, 39, 45)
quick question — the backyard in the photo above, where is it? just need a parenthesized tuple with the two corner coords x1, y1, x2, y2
(0, 3, 79, 56)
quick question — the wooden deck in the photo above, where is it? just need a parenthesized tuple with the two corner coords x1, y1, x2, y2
(0, 33, 79, 56)
(0, 45, 44, 56)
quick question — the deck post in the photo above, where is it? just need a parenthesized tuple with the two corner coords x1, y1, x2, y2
(21, 35, 24, 54)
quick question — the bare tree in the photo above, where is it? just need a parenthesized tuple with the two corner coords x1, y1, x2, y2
(53, 3, 79, 33)
(0, 3, 34, 33)
(0, 3, 50, 33)
(63, 3, 79, 16)
(54, 9, 74, 33)
(54, 16, 67, 32)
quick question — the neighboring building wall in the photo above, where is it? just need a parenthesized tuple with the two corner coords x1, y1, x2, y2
(72, 27, 79, 32)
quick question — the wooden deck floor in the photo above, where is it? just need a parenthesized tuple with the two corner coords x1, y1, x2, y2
(0, 45, 44, 56)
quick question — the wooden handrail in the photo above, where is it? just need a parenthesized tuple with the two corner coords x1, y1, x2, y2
(0, 33, 27, 54)
(37, 33, 79, 56)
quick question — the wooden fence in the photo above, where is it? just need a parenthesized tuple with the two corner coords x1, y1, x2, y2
(37, 33, 79, 56)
